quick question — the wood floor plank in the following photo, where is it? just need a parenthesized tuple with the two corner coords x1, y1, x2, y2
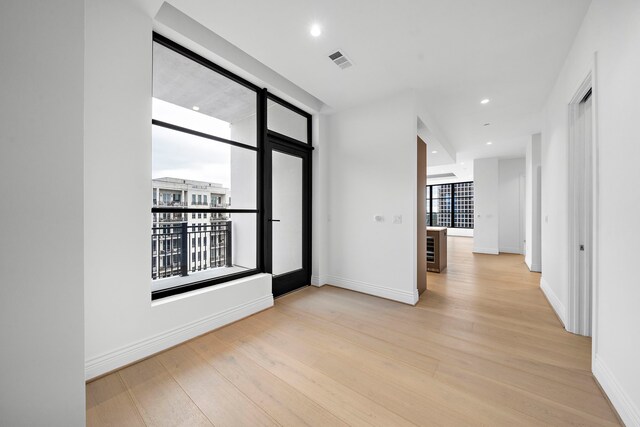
(189, 332, 349, 426)
(232, 332, 416, 427)
(156, 345, 278, 427)
(246, 312, 544, 426)
(86, 373, 145, 427)
(435, 362, 619, 426)
(118, 357, 212, 427)
(86, 236, 620, 426)
(275, 301, 610, 415)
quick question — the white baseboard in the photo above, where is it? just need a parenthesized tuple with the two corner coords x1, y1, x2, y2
(473, 247, 499, 255)
(85, 294, 273, 380)
(310, 275, 322, 287)
(540, 276, 567, 327)
(593, 355, 640, 426)
(325, 275, 418, 305)
(525, 259, 542, 272)
(529, 263, 542, 272)
(499, 246, 523, 255)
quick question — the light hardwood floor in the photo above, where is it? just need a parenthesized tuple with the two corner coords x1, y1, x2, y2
(87, 237, 620, 426)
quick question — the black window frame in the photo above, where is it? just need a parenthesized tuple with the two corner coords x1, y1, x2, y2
(151, 33, 265, 300)
(426, 181, 474, 229)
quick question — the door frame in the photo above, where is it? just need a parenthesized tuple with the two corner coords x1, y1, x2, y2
(263, 93, 313, 297)
(567, 62, 599, 339)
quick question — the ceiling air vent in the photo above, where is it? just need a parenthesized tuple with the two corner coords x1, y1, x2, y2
(329, 50, 353, 69)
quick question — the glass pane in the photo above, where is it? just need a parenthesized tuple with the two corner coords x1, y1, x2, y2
(152, 125, 256, 209)
(272, 150, 303, 275)
(151, 213, 256, 291)
(267, 99, 308, 143)
(453, 182, 474, 228)
(153, 42, 257, 146)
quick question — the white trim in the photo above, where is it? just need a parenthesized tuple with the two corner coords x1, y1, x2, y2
(325, 275, 419, 305)
(527, 262, 542, 273)
(499, 246, 523, 255)
(593, 355, 640, 426)
(447, 228, 473, 237)
(85, 294, 274, 380)
(540, 276, 567, 327)
(310, 275, 322, 287)
(472, 247, 499, 255)
(591, 52, 600, 361)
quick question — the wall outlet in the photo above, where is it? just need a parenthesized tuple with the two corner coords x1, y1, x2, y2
(393, 215, 402, 224)
(374, 215, 385, 223)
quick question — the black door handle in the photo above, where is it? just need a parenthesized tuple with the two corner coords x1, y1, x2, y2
(268, 218, 281, 222)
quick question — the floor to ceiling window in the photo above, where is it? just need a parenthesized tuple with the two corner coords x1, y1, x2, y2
(151, 34, 261, 299)
(151, 34, 313, 300)
(426, 181, 474, 229)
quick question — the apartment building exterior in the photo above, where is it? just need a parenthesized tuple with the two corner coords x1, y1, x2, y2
(151, 177, 231, 280)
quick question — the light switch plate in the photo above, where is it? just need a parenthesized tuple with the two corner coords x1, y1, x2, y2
(374, 215, 385, 223)
(393, 215, 402, 224)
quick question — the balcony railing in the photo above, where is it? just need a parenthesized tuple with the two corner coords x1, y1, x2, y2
(154, 201, 188, 207)
(151, 220, 232, 280)
(154, 213, 189, 223)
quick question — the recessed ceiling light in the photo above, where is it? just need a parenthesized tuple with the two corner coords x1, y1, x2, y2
(486, 141, 493, 145)
(483, 123, 491, 126)
(431, 150, 438, 154)
(192, 106, 200, 111)
(310, 24, 322, 37)
(480, 98, 490, 104)
(461, 162, 465, 165)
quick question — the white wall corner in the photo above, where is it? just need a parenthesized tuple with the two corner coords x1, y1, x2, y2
(526, 260, 542, 273)
(593, 355, 640, 427)
(540, 276, 567, 327)
(85, 294, 273, 380)
(310, 276, 323, 287)
(325, 275, 417, 305)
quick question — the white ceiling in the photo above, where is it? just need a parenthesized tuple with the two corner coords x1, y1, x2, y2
(152, 0, 591, 166)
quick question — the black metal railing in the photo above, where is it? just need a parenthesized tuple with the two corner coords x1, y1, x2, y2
(154, 201, 188, 207)
(151, 220, 232, 280)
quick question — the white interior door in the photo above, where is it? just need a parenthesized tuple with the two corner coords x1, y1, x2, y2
(577, 93, 593, 336)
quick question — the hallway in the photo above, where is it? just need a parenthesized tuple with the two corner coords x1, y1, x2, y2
(87, 237, 619, 426)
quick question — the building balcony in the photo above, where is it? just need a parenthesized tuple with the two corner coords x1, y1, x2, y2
(151, 220, 233, 281)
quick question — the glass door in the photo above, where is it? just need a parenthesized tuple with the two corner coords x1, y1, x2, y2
(266, 139, 311, 297)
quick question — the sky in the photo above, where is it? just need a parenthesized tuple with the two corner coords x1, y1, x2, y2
(152, 98, 232, 187)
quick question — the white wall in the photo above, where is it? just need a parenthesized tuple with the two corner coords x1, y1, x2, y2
(312, 114, 329, 286)
(525, 134, 542, 271)
(448, 228, 474, 237)
(542, 1, 640, 423)
(0, 1, 85, 425)
(84, 0, 272, 380)
(473, 158, 500, 254)
(473, 157, 525, 255)
(499, 158, 526, 254)
(324, 92, 419, 304)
